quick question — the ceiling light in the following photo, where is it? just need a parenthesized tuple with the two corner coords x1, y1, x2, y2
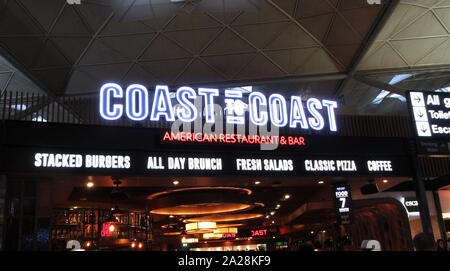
(284, 194, 290, 199)
(213, 228, 238, 234)
(185, 222, 216, 233)
(271, 221, 275, 224)
(216, 223, 244, 228)
(181, 237, 199, 244)
(86, 182, 94, 188)
(169, 215, 174, 218)
(318, 181, 324, 184)
(254, 181, 261, 185)
(383, 180, 389, 183)
(150, 203, 252, 216)
(73, 206, 78, 209)
(270, 211, 276, 216)
(275, 204, 281, 209)
(184, 213, 263, 223)
(265, 215, 270, 219)
(203, 233, 223, 239)
(173, 180, 179, 185)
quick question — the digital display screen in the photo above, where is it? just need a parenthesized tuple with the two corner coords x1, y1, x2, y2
(333, 182, 353, 225)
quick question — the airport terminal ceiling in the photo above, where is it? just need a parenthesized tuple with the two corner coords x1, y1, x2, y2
(0, 0, 449, 118)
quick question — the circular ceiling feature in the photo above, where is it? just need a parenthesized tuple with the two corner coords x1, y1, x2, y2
(184, 213, 264, 223)
(146, 187, 252, 200)
(216, 223, 244, 228)
(147, 187, 254, 216)
(150, 203, 252, 216)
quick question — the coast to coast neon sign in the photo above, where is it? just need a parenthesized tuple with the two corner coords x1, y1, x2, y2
(99, 83, 338, 131)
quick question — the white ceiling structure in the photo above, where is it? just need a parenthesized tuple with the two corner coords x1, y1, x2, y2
(358, 0, 450, 70)
(0, 54, 45, 95)
(343, 0, 450, 115)
(0, 0, 449, 118)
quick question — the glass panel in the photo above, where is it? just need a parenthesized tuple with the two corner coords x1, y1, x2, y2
(21, 216, 35, 251)
(36, 218, 50, 251)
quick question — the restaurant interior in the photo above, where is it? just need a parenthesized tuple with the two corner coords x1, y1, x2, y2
(3, 173, 415, 251)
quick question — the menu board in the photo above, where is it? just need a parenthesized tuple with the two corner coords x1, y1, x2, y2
(3, 147, 412, 178)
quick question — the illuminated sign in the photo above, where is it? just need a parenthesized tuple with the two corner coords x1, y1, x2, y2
(101, 223, 114, 237)
(34, 153, 130, 169)
(236, 159, 293, 172)
(367, 160, 393, 172)
(304, 160, 357, 172)
(28, 151, 409, 177)
(275, 241, 288, 250)
(99, 84, 338, 132)
(305, 159, 395, 173)
(403, 197, 419, 213)
(407, 91, 450, 138)
(222, 233, 236, 238)
(147, 156, 222, 171)
(251, 229, 268, 237)
(333, 182, 353, 225)
(162, 131, 306, 147)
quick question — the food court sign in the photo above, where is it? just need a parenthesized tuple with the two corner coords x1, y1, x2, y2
(99, 83, 339, 132)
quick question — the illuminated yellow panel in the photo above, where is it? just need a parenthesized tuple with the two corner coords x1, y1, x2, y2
(213, 228, 238, 234)
(185, 222, 216, 232)
(203, 233, 223, 239)
(181, 237, 199, 244)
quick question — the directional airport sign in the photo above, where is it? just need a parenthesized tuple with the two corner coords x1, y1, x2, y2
(407, 91, 450, 138)
(407, 91, 450, 155)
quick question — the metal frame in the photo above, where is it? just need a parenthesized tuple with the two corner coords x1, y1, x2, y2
(0, 0, 438, 119)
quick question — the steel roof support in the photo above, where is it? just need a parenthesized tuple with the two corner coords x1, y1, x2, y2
(332, 0, 401, 98)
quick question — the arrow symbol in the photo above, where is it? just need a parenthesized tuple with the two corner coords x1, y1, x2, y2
(421, 125, 428, 133)
(418, 112, 424, 118)
(414, 96, 422, 103)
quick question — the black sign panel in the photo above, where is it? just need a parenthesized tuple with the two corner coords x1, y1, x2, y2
(3, 147, 412, 178)
(403, 197, 419, 213)
(407, 91, 450, 155)
(333, 182, 353, 225)
(0, 120, 413, 177)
